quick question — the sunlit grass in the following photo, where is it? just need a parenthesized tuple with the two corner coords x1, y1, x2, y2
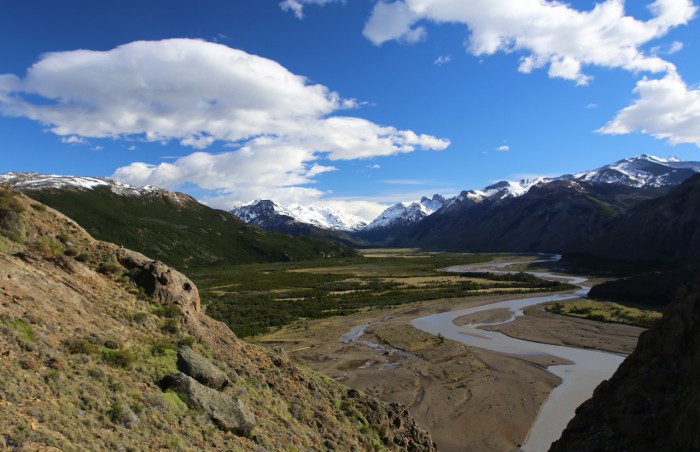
(547, 298, 662, 328)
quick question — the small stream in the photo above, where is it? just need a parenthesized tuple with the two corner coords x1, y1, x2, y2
(410, 256, 625, 451)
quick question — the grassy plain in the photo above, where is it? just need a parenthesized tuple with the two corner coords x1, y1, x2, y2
(191, 250, 576, 337)
(546, 298, 662, 328)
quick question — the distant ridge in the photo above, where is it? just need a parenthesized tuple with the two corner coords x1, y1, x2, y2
(0, 172, 357, 269)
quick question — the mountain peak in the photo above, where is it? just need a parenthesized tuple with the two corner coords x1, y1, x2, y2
(231, 199, 367, 232)
(576, 154, 700, 188)
(365, 195, 447, 231)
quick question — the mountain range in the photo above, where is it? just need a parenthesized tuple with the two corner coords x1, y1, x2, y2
(231, 199, 367, 232)
(2, 153, 699, 267)
(0, 172, 356, 269)
(229, 154, 700, 242)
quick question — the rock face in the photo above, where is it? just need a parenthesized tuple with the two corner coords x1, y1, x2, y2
(550, 272, 700, 451)
(116, 249, 201, 315)
(177, 346, 229, 390)
(161, 372, 256, 436)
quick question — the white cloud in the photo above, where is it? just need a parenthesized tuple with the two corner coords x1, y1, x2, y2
(363, 0, 700, 148)
(668, 40, 685, 54)
(598, 71, 700, 146)
(364, 1, 424, 45)
(0, 39, 342, 144)
(0, 39, 449, 206)
(496, 145, 510, 151)
(651, 40, 685, 55)
(280, 0, 341, 19)
(434, 55, 452, 66)
(368, 164, 381, 169)
(60, 135, 85, 144)
(316, 199, 389, 222)
(363, 0, 696, 85)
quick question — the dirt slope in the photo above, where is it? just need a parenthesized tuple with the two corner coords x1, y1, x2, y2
(0, 186, 434, 451)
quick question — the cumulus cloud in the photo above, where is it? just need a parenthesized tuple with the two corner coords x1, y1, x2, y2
(363, 0, 700, 148)
(496, 145, 510, 151)
(598, 71, 700, 146)
(316, 199, 389, 222)
(363, 0, 696, 85)
(280, 0, 341, 19)
(0, 39, 449, 206)
(0, 39, 342, 144)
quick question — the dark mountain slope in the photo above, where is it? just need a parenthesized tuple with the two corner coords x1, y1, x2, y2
(550, 271, 700, 451)
(399, 181, 663, 253)
(16, 185, 356, 269)
(587, 173, 700, 264)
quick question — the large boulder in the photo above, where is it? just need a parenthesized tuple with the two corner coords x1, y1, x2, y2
(177, 346, 229, 391)
(116, 249, 200, 315)
(161, 373, 255, 436)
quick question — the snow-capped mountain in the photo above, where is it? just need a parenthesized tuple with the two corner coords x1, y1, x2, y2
(573, 154, 700, 187)
(231, 200, 367, 232)
(0, 171, 175, 198)
(366, 154, 700, 233)
(365, 195, 446, 231)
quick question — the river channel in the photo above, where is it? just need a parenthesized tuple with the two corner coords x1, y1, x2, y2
(411, 256, 625, 451)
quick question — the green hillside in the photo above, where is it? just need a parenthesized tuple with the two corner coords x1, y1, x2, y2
(25, 187, 356, 269)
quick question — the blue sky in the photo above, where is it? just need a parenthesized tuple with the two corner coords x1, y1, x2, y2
(1, 0, 699, 220)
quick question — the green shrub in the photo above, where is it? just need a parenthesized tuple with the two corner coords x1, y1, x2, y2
(5, 318, 36, 341)
(102, 349, 137, 368)
(98, 261, 122, 275)
(132, 311, 149, 325)
(75, 252, 91, 263)
(153, 304, 181, 318)
(64, 337, 99, 355)
(177, 335, 196, 347)
(150, 340, 176, 356)
(161, 318, 180, 334)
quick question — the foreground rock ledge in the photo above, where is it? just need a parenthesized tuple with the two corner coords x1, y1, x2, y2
(551, 273, 700, 452)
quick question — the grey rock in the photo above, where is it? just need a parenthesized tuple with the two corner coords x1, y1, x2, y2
(117, 249, 200, 316)
(162, 373, 255, 436)
(177, 346, 229, 390)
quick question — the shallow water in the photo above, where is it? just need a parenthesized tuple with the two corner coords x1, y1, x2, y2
(412, 258, 625, 451)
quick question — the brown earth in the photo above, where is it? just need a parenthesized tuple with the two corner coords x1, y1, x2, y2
(0, 187, 435, 451)
(259, 291, 646, 451)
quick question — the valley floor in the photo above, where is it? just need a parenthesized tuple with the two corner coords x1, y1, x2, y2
(257, 289, 645, 451)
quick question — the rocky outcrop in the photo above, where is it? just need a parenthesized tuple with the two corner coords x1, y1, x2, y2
(116, 249, 200, 315)
(161, 372, 256, 436)
(177, 346, 229, 390)
(551, 271, 700, 451)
